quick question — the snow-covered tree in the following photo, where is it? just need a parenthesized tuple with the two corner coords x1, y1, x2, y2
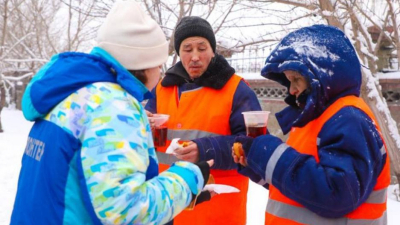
(0, 0, 97, 132)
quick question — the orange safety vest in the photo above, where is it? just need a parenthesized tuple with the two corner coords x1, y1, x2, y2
(265, 96, 390, 225)
(156, 74, 248, 225)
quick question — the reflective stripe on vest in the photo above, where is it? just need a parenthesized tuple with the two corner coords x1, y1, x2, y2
(155, 129, 219, 165)
(168, 129, 220, 140)
(364, 188, 387, 204)
(266, 199, 387, 225)
(265, 96, 390, 224)
(156, 151, 179, 165)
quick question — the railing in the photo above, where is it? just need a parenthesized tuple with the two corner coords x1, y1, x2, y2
(384, 90, 400, 103)
(226, 57, 266, 74)
(247, 79, 400, 104)
(246, 79, 400, 132)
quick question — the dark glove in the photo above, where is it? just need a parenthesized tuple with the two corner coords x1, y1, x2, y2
(194, 161, 210, 188)
(190, 161, 211, 204)
(195, 191, 211, 205)
(234, 135, 254, 157)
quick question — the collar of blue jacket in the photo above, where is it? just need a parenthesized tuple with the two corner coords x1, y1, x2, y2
(22, 47, 153, 121)
(261, 24, 362, 134)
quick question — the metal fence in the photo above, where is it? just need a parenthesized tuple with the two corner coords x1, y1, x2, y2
(226, 56, 266, 74)
(226, 47, 270, 73)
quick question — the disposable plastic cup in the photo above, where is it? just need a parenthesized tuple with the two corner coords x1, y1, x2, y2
(152, 114, 170, 147)
(242, 111, 270, 138)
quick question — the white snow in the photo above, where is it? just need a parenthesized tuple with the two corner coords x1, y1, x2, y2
(237, 73, 265, 80)
(365, 68, 400, 150)
(0, 108, 399, 224)
(378, 71, 400, 79)
(278, 40, 340, 61)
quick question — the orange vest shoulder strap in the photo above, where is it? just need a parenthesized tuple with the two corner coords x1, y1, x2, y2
(313, 95, 380, 133)
(312, 95, 390, 190)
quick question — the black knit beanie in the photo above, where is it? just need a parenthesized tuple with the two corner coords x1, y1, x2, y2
(174, 16, 216, 55)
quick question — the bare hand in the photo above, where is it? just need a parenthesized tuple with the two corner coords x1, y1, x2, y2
(145, 110, 155, 130)
(232, 147, 247, 166)
(206, 159, 214, 167)
(174, 142, 200, 163)
(209, 190, 218, 198)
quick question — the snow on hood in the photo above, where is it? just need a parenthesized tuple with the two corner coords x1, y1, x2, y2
(261, 24, 361, 134)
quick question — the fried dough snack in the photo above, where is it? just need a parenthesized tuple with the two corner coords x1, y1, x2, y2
(181, 141, 189, 147)
(233, 142, 245, 158)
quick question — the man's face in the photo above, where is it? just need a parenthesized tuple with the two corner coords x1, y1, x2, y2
(179, 36, 215, 79)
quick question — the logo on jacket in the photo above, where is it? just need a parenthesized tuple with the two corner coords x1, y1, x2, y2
(24, 137, 45, 161)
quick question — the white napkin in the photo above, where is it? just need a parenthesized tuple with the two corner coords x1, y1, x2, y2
(165, 138, 182, 154)
(203, 184, 240, 194)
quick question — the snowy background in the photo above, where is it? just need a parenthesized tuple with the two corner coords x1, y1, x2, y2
(0, 108, 399, 224)
(1, 0, 400, 223)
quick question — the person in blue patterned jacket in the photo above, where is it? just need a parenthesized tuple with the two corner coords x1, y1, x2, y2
(10, 1, 212, 224)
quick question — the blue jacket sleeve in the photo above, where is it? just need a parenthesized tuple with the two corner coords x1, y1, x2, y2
(245, 106, 386, 218)
(230, 80, 263, 135)
(238, 165, 270, 189)
(194, 80, 262, 169)
(144, 86, 157, 113)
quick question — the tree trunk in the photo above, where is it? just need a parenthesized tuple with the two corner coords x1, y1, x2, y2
(318, 0, 344, 30)
(360, 68, 400, 190)
(0, 84, 5, 133)
(320, 0, 400, 189)
(387, 0, 400, 70)
(0, 0, 8, 133)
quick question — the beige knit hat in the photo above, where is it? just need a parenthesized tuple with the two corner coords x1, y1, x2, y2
(97, 0, 168, 70)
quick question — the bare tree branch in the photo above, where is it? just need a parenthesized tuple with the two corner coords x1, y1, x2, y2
(387, 0, 400, 70)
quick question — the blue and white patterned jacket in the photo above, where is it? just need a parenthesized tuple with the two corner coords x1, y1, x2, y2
(10, 47, 204, 225)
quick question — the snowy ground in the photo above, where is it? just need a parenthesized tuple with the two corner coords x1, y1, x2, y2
(0, 108, 399, 224)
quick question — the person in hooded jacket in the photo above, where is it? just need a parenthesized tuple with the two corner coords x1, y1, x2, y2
(145, 16, 262, 225)
(233, 25, 390, 225)
(10, 1, 213, 224)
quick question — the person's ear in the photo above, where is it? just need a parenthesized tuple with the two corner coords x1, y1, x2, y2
(211, 53, 217, 63)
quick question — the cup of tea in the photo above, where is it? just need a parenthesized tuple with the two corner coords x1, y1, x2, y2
(152, 114, 170, 147)
(242, 111, 270, 138)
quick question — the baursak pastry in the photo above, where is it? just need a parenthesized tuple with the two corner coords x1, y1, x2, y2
(233, 142, 245, 158)
(180, 142, 189, 148)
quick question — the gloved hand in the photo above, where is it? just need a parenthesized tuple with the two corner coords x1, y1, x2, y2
(234, 135, 254, 157)
(194, 161, 210, 188)
(190, 160, 214, 206)
(195, 191, 212, 205)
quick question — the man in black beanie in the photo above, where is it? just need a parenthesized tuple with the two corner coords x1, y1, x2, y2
(145, 16, 262, 225)
(174, 16, 216, 57)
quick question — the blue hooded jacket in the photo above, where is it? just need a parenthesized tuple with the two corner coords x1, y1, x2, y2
(262, 24, 362, 134)
(239, 25, 387, 218)
(11, 48, 205, 225)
